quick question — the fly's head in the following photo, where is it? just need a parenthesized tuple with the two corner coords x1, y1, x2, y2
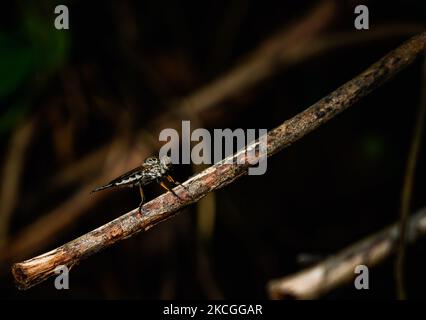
(144, 156, 160, 166)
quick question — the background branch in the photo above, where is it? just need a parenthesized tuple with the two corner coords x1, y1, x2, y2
(267, 207, 426, 300)
(178, 0, 337, 115)
(11, 31, 426, 290)
(0, 117, 37, 250)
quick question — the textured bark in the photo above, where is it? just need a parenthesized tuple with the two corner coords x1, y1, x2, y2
(12, 31, 426, 290)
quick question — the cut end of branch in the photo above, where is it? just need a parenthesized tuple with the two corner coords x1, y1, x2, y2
(11, 262, 52, 290)
(11, 263, 49, 290)
(11, 263, 28, 290)
(11, 248, 72, 290)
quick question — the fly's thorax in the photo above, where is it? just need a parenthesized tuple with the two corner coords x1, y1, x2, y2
(147, 162, 166, 179)
(140, 155, 172, 182)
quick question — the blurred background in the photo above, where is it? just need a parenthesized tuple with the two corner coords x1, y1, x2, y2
(1, 0, 426, 299)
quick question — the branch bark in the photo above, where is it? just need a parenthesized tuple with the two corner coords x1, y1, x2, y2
(12, 31, 426, 290)
(51, 22, 424, 188)
(267, 207, 426, 300)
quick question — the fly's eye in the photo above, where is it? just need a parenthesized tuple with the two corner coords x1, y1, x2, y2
(145, 157, 158, 165)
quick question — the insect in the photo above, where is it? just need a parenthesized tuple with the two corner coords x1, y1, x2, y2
(92, 155, 183, 214)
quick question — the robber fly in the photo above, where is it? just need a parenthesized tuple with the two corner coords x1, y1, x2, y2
(92, 155, 183, 214)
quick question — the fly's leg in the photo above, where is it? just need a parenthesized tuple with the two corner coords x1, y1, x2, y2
(166, 175, 192, 200)
(158, 180, 183, 201)
(137, 183, 146, 217)
(165, 175, 178, 185)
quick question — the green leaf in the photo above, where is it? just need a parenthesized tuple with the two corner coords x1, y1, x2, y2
(0, 34, 34, 98)
(22, 4, 69, 75)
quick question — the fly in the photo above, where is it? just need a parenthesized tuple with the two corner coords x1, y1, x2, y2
(92, 155, 183, 214)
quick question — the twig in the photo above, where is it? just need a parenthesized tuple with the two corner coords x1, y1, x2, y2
(11, 31, 426, 290)
(47, 23, 423, 191)
(179, 0, 337, 115)
(49, 139, 115, 188)
(5, 22, 418, 267)
(1, 5, 340, 264)
(267, 207, 426, 300)
(11, 23, 416, 263)
(395, 57, 426, 299)
(49, 22, 424, 189)
(0, 117, 37, 249)
(51, 0, 338, 187)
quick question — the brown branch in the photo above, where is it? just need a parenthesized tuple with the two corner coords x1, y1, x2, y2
(50, 1, 339, 189)
(267, 207, 426, 300)
(45, 23, 423, 195)
(9, 24, 422, 263)
(11, 31, 426, 290)
(0, 117, 37, 249)
(10, 24, 415, 264)
(48, 22, 424, 190)
(1, 4, 340, 264)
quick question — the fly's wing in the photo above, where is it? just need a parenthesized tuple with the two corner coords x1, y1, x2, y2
(91, 165, 144, 193)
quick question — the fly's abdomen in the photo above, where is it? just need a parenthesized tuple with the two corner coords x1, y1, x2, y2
(92, 172, 143, 193)
(91, 183, 115, 193)
(114, 172, 143, 187)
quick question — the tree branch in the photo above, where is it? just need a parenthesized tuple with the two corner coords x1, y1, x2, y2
(53, 0, 338, 188)
(2, 2, 338, 263)
(12, 31, 426, 290)
(0, 117, 37, 249)
(267, 207, 426, 300)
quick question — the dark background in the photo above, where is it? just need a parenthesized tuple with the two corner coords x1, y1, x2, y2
(0, 0, 425, 299)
